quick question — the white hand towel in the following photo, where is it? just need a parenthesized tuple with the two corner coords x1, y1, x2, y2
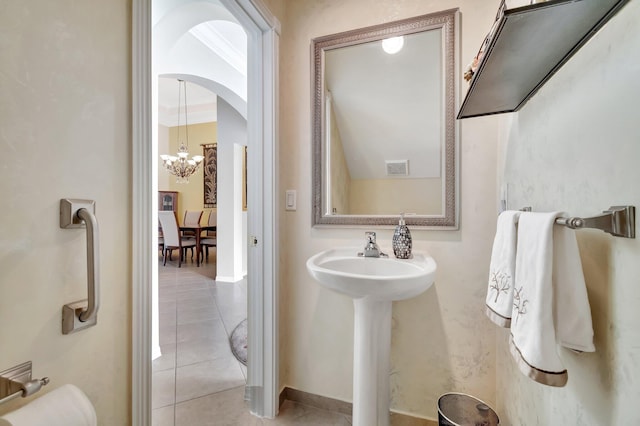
(509, 212, 595, 387)
(0, 384, 96, 426)
(553, 225, 596, 352)
(485, 210, 521, 327)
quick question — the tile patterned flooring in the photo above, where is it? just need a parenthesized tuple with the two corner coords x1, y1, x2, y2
(152, 254, 353, 425)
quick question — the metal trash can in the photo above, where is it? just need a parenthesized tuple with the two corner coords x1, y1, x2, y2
(438, 392, 499, 426)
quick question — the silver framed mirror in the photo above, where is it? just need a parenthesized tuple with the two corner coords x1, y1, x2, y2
(312, 9, 459, 228)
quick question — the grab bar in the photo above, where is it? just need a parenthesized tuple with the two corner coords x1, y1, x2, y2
(520, 205, 635, 238)
(59, 199, 101, 334)
(76, 207, 100, 322)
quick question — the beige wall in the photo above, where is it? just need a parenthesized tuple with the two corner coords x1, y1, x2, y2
(329, 101, 351, 215)
(327, 93, 441, 216)
(350, 178, 442, 215)
(5, 1, 629, 423)
(159, 121, 218, 224)
(158, 124, 171, 190)
(496, 2, 640, 424)
(0, 1, 130, 424)
(278, 0, 501, 420)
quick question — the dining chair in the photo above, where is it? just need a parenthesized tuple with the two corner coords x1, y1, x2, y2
(158, 211, 196, 267)
(200, 210, 217, 262)
(182, 210, 203, 259)
(183, 210, 203, 227)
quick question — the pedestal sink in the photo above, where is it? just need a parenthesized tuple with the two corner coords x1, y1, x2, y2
(306, 248, 437, 426)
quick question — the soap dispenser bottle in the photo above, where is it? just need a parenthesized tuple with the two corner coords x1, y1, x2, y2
(392, 213, 412, 259)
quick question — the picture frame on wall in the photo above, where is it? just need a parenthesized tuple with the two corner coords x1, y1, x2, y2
(203, 143, 217, 208)
(159, 191, 178, 213)
(203, 143, 248, 210)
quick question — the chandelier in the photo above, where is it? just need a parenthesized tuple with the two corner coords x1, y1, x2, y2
(160, 79, 204, 183)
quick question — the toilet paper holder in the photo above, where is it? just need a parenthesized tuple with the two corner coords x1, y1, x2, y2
(0, 361, 49, 405)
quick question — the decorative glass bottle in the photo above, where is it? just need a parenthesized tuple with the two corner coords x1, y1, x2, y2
(392, 213, 412, 259)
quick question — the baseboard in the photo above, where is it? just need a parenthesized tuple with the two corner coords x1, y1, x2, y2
(215, 274, 243, 282)
(280, 387, 352, 415)
(151, 344, 162, 361)
(279, 387, 438, 425)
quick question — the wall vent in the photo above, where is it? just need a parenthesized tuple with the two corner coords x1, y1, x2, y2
(385, 160, 409, 176)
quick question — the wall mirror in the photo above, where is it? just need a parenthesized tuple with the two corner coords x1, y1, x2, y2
(312, 9, 459, 228)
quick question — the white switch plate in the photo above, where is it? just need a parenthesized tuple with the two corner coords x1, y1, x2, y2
(285, 190, 297, 211)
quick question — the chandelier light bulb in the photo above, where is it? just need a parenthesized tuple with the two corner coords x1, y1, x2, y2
(382, 36, 404, 54)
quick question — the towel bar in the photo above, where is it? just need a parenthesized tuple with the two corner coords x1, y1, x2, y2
(520, 206, 635, 239)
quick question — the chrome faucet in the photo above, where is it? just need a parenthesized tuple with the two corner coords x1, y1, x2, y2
(358, 232, 387, 258)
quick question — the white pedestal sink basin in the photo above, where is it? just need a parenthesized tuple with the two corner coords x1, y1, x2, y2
(306, 248, 437, 426)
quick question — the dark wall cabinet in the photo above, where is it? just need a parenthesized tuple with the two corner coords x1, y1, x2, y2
(457, 0, 629, 119)
(159, 191, 178, 213)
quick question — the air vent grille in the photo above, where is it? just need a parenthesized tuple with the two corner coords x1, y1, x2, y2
(385, 160, 409, 176)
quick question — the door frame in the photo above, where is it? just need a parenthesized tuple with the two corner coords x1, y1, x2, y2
(132, 0, 280, 423)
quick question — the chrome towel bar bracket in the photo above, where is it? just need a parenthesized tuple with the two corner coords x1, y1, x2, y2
(520, 205, 635, 239)
(556, 206, 635, 238)
(0, 361, 49, 405)
(60, 199, 101, 334)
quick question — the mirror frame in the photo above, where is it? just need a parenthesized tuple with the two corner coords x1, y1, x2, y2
(312, 9, 460, 228)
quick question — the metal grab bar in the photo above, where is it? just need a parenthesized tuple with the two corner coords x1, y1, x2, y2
(76, 207, 100, 322)
(60, 199, 101, 334)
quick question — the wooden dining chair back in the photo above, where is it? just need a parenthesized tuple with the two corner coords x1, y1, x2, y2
(206, 210, 217, 237)
(158, 221, 164, 253)
(158, 211, 196, 267)
(200, 210, 217, 262)
(183, 210, 203, 226)
(181, 210, 203, 259)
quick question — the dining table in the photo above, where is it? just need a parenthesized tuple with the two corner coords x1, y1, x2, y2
(179, 224, 217, 267)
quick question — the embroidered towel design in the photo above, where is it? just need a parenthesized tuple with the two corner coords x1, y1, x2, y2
(509, 212, 595, 387)
(485, 210, 521, 327)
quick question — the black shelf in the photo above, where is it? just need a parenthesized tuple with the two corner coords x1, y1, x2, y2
(457, 0, 629, 119)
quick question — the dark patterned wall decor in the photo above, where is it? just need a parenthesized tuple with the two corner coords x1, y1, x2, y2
(203, 144, 217, 208)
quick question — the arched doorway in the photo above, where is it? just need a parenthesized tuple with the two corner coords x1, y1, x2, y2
(132, 0, 280, 423)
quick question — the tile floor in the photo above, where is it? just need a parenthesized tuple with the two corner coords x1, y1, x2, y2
(152, 252, 353, 425)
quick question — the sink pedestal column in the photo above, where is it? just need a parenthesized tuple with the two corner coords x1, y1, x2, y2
(352, 298, 392, 426)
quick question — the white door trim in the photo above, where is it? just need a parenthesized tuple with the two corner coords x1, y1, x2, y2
(132, 1, 152, 424)
(132, 0, 280, 423)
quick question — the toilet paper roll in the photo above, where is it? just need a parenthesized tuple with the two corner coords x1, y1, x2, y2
(0, 384, 96, 426)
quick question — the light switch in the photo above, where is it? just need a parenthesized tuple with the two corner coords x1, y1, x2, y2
(285, 190, 297, 211)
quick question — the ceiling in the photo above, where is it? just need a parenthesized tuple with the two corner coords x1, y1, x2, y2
(157, 20, 247, 127)
(158, 77, 217, 126)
